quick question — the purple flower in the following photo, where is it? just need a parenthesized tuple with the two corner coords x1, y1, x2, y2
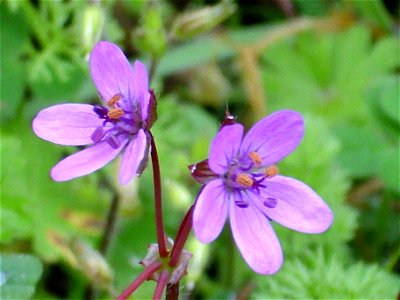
(32, 41, 154, 184)
(191, 110, 333, 275)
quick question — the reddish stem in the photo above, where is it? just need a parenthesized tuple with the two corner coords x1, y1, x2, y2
(117, 261, 162, 300)
(169, 205, 194, 267)
(153, 270, 170, 300)
(150, 132, 168, 258)
(165, 282, 180, 300)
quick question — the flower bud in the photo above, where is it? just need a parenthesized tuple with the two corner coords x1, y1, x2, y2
(188, 63, 231, 107)
(81, 5, 105, 56)
(70, 238, 113, 289)
(140, 238, 192, 284)
(133, 8, 167, 58)
(171, 1, 236, 40)
(185, 238, 210, 291)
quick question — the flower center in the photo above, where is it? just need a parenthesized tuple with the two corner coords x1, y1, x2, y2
(91, 93, 140, 149)
(226, 151, 280, 191)
(225, 151, 281, 209)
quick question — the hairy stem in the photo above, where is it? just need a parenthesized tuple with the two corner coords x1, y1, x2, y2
(99, 192, 120, 254)
(150, 132, 168, 258)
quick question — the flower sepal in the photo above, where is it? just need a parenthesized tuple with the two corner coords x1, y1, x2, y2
(117, 237, 192, 300)
(140, 238, 192, 285)
(188, 159, 218, 185)
(146, 89, 158, 130)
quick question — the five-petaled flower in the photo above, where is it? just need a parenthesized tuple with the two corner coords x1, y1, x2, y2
(191, 110, 333, 275)
(33, 41, 155, 184)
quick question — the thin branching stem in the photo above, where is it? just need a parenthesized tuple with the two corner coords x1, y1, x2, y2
(153, 270, 170, 300)
(150, 132, 168, 258)
(117, 261, 163, 300)
(165, 282, 180, 300)
(99, 192, 120, 254)
(169, 205, 194, 267)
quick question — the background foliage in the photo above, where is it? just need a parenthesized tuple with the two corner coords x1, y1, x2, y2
(1, 0, 399, 299)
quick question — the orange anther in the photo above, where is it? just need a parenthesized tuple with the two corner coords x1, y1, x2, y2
(235, 173, 254, 188)
(265, 165, 279, 178)
(249, 151, 262, 166)
(107, 107, 124, 119)
(108, 94, 122, 107)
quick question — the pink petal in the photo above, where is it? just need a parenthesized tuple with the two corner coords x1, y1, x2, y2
(230, 197, 283, 275)
(132, 61, 150, 122)
(89, 41, 135, 105)
(240, 110, 304, 166)
(208, 124, 243, 175)
(193, 179, 229, 243)
(32, 104, 102, 146)
(51, 140, 127, 181)
(119, 129, 149, 185)
(256, 175, 333, 233)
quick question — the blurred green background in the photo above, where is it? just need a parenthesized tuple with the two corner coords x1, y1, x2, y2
(1, 0, 399, 299)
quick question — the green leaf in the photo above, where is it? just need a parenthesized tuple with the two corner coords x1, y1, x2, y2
(152, 96, 218, 179)
(0, 254, 43, 299)
(363, 36, 400, 75)
(377, 76, 400, 124)
(157, 23, 272, 76)
(352, 0, 393, 31)
(0, 4, 29, 119)
(294, 0, 330, 16)
(367, 75, 400, 140)
(29, 58, 88, 102)
(335, 125, 382, 178)
(254, 248, 400, 299)
(263, 24, 397, 125)
(378, 145, 400, 192)
(331, 25, 370, 92)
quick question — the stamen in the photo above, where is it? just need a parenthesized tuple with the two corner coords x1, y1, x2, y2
(263, 197, 278, 208)
(236, 201, 249, 208)
(91, 126, 105, 143)
(107, 107, 124, 119)
(107, 94, 122, 107)
(249, 151, 262, 166)
(265, 165, 279, 178)
(235, 173, 254, 188)
(93, 105, 108, 117)
(234, 192, 249, 208)
(106, 135, 120, 149)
